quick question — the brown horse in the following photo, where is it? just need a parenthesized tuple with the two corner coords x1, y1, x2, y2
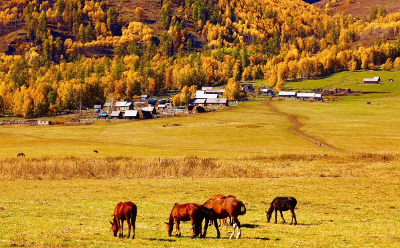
(203, 197, 246, 239)
(110, 202, 137, 239)
(17, 153, 25, 158)
(93, 150, 98, 153)
(167, 203, 211, 238)
(266, 197, 297, 225)
(208, 194, 236, 227)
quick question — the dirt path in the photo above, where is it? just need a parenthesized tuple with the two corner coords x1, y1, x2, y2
(266, 101, 347, 153)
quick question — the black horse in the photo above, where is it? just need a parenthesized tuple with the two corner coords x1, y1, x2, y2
(265, 197, 297, 225)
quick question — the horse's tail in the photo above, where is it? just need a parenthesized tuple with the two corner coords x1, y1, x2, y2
(239, 201, 246, 215)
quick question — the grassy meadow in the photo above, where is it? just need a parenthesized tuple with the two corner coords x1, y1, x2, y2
(1, 70, 400, 247)
(1, 176, 400, 248)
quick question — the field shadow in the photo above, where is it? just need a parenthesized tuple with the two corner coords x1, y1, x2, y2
(241, 224, 260, 228)
(147, 238, 176, 242)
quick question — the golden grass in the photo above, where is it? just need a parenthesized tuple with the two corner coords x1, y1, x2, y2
(1, 153, 399, 180)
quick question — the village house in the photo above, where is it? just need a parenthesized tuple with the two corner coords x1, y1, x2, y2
(141, 106, 156, 119)
(195, 90, 218, 99)
(363, 77, 380, 84)
(205, 98, 228, 107)
(278, 91, 297, 98)
(110, 111, 123, 119)
(124, 110, 139, 119)
(115, 101, 132, 111)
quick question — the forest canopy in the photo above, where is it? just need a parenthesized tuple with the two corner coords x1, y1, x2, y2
(0, 0, 399, 116)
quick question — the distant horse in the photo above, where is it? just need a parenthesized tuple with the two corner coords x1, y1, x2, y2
(208, 194, 236, 227)
(93, 150, 98, 153)
(266, 197, 297, 225)
(17, 153, 25, 158)
(203, 197, 246, 239)
(167, 203, 211, 238)
(110, 202, 137, 239)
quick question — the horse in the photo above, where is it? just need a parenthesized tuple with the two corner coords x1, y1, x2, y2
(208, 194, 236, 227)
(265, 197, 297, 225)
(167, 203, 211, 238)
(110, 202, 137, 239)
(203, 197, 246, 239)
(17, 153, 25, 158)
(93, 150, 98, 153)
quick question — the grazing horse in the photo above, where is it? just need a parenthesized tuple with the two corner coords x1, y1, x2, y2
(266, 197, 297, 225)
(17, 153, 25, 158)
(110, 202, 137, 239)
(208, 194, 236, 227)
(93, 150, 98, 153)
(203, 197, 246, 239)
(167, 203, 211, 238)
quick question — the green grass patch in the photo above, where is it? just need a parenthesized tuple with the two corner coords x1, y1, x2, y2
(0, 177, 399, 247)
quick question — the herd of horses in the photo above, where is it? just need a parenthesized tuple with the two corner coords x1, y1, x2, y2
(111, 195, 297, 239)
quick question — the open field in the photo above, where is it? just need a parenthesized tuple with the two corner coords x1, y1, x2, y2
(1, 176, 400, 247)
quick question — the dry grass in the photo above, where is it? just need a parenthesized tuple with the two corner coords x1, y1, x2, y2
(1, 153, 399, 180)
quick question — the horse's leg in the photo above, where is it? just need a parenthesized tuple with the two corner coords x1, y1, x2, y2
(120, 220, 124, 237)
(132, 213, 136, 239)
(274, 209, 278, 224)
(235, 218, 241, 239)
(229, 217, 237, 239)
(202, 217, 209, 238)
(279, 210, 286, 224)
(117, 219, 123, 237)
(175, 220, 181, 237)
(213, 217, 220, 238)
(291, 208, 297, 225)
(126, 216, 131, 238)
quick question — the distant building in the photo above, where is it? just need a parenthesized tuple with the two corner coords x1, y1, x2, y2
(110, 111, 122, 119)
(115, 101, 132, 111)
(205, 98, 228, 107)
(124, 110, 139, 119)
(278, 91, 297, 98)
(94, 105, 102, 112)
(195, 90, 218, 99)
(260, 89, 275, 96)
(38, 120, 52, 125)
(363, 77, 380, 84)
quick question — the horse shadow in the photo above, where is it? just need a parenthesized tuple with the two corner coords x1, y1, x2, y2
(147, 238, 176, 242)
(241, 223, 260, 228)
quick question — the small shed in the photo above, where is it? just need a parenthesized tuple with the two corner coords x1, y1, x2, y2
(195, 91, 218, 99)
(38, 120, 52, 125)
(124, 110, 139, 119)
(260, 89, 275, 96)
(363, 77, 380, 84)
(110, 111, 122, 119)
(141, 106, 155, 119)
(94, 105, 102, 112)
(141, 94, 149, 100)
(241, 84, 255, 92)
(98, 113, 108, 119)
(157, 104, 166, 110)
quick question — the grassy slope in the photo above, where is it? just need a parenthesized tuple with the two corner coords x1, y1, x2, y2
(1, 177, 399, 247)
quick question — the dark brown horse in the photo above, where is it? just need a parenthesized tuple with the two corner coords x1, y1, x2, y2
(203, 197, 246, 239)
(266, 197, 297, 225)
(110, 202, 137, 238)
(17, 153, 25, 158)
(93, 150, 98, 153)
(167, 203, 211, 238)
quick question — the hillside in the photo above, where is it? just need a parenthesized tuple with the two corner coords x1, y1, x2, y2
(0, 0, 399, 117)
(313, 0, 400, 17)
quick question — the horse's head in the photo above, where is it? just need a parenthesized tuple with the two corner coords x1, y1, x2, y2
(110, 219, 119, 237)
(266, 210, 272, 223)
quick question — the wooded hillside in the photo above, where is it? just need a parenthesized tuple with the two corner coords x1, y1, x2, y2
(0, 0, 399, 117)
